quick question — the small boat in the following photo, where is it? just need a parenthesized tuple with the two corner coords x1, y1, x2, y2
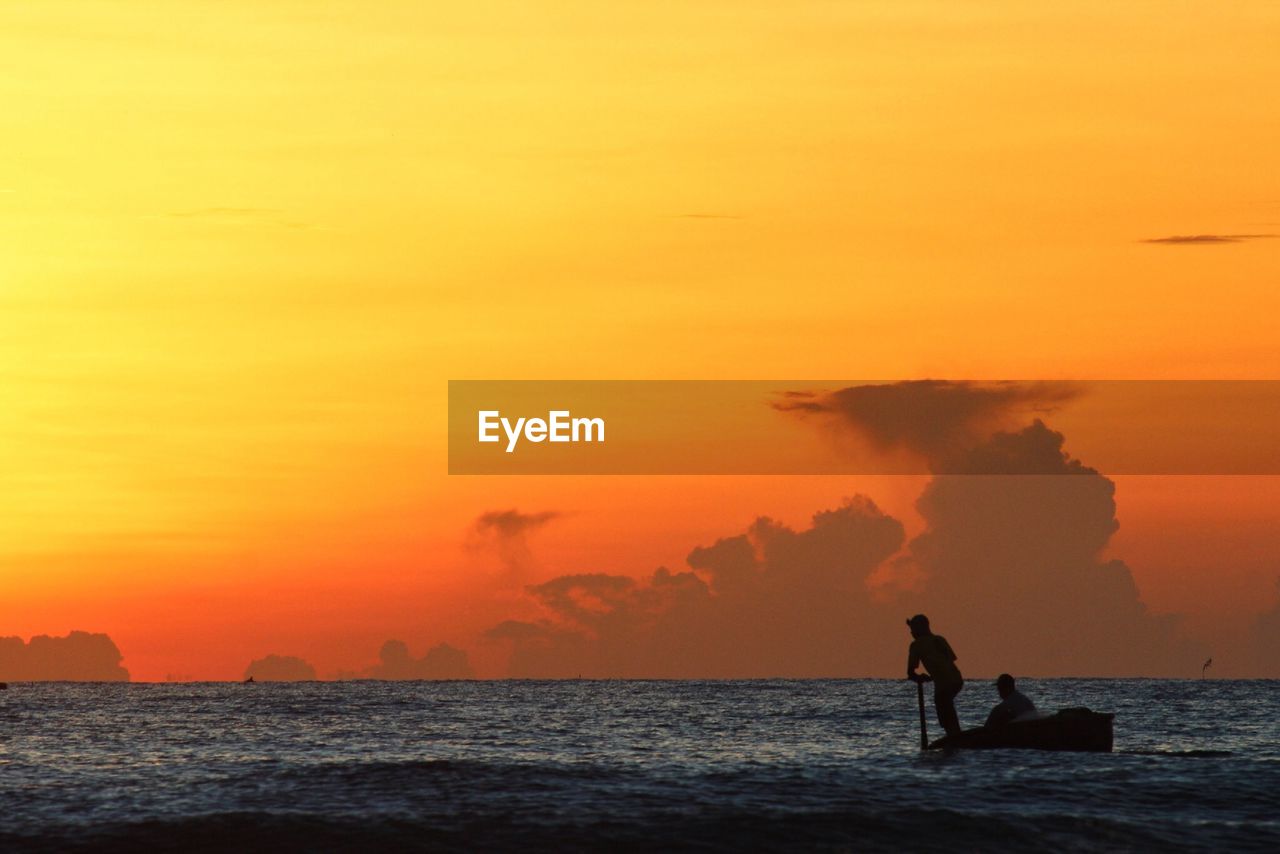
(929, 707, 1114, 752)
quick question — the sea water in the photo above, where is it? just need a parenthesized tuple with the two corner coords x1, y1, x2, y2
(1, 679, 1276, 852)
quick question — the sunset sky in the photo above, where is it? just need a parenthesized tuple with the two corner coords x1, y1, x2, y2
(3, 2, 1279, 680)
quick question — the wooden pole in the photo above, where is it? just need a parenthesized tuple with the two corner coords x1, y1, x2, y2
(917, 679, 928, 750)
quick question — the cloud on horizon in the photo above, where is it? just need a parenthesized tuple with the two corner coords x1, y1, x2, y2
(364, 640, 474, 680)
(0, 631, 129, 681)
(244, 654, 316, 682)
(245, 641, 474, 682)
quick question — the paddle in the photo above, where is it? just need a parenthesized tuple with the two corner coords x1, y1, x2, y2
(917, 678, 928, 749)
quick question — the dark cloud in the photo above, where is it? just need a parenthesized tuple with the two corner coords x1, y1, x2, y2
(486, 620, 547, 642)
(0, 631, 129, 681)
(470, 509, 562, 586)
(474, 509, 561, 538)
(244, 654, 316, 682)
(773, 380, 1082, 472)
(527, 574, 638, 626)
(1142, 234, 1277, 244)
(898, 420, 1203, 676)
(943, 418, 1095, 474)
(365, 640, 473, 680)
(488, 416, 1205, 680)
(687, 532, 757, 595)
(487, 498, 906, 678)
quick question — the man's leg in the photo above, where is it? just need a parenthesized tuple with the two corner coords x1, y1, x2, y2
(935, 681, 963, 736)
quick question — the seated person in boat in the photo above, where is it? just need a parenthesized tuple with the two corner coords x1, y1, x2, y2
(906, 614, 964, 737)
(985, 673, 1038, 727)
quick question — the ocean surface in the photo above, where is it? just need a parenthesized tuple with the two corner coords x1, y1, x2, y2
(0, 679, 1276, 852)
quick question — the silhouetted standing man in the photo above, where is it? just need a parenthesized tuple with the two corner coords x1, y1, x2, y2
(906, 614, 964, 737)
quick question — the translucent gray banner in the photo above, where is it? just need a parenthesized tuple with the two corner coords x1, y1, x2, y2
(448, 380, 1280, 474)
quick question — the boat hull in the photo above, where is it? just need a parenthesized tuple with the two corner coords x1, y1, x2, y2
(928, 708, 1114, 752)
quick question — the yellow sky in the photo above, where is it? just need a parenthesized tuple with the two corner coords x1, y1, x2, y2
(2, 2, 1278, 678)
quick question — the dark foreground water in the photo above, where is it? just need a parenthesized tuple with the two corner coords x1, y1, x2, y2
(0, 679, 1276, 852)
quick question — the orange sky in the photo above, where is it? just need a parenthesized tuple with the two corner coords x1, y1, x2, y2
(2, 2, 1279, 680)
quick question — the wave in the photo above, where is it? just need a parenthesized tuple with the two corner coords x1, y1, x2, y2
(1118, 749, 1234, 758)
(4, 804, 1275, 854)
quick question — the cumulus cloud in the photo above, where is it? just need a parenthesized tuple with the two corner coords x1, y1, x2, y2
(0, 631, 129, 681)
(488, 383, 1205, 679)
(1142, 234, 1277, 244)
(898, 420, 1202, 676)
(365, 640, 473, 680)
(487, 497, 906, 678)
(773, 380, 1081, 472)
(244, 654, 316, 682)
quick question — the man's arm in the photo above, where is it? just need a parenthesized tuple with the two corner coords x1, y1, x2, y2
(906, 645, 929, 681)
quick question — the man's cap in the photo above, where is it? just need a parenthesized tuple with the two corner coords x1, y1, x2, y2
(906, 614, 930, 629)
